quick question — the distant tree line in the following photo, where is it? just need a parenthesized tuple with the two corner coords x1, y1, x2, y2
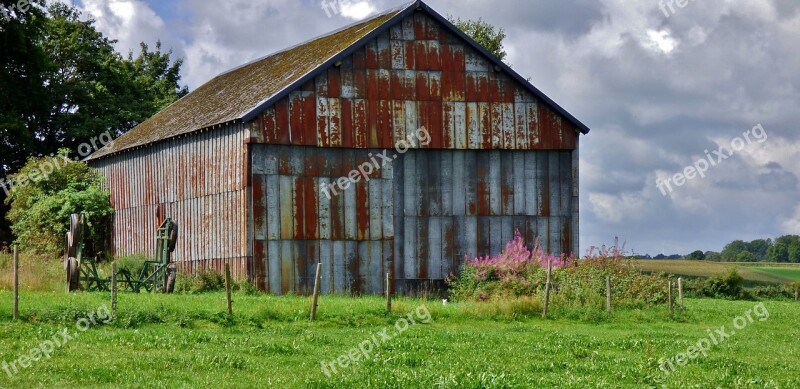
(685, 235, 800, 263)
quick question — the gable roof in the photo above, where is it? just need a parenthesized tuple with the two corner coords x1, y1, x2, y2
(89, 0, 589, 160)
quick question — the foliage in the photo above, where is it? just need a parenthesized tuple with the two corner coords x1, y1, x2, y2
(448, 16, 507, 61)
(174, 269, 255, 294)
(4, 153, 113, 255)
(700, 269, 746, 299)
(1, 2, 187, 239)
(448, 234, 667, 312)
(685, 250, 705, 260)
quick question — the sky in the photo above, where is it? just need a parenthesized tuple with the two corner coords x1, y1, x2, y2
(60, 0, 800, 256)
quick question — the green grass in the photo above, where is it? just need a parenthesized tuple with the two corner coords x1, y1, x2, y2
(633, 259, 800, 284)
(0, 291, 797, 388)
(750, 267, 800, 282)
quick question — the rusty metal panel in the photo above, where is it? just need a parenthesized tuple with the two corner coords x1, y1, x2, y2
(332, 240, 346, 291)
(441, 216, 454, 277)
(369, 179, 383, 240)
(536, 152, 550, 216)
(500, 152, 514, 215)
(509, 152, 524, 216)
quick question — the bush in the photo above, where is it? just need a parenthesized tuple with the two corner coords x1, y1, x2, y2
(448, 234, 667, 312)
(5, 151, 113, 255)
(174, 269, 255, 294)
(700, 269, 746, 298)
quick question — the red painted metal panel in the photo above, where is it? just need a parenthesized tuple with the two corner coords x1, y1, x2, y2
(379, 100, 394, 148)
(416, 71, 430, 101)
(366, 69, 379, 101)
(275, 99, 290, 144)
(377, 69, 391, 101)
(414, 13, 427, 40)
(427, 41, 441, 71)
(414, 41, 428, 70)
(365, 40, 379, 69)
(327, 67, 341, 98)
(340, 98, 354, 148)
(355, 180, 370, 240)
(368, 99, 380, 148)
(353, 99, 369, 148)
(289, 92, 305, 145)
(403, 41, 415, 70)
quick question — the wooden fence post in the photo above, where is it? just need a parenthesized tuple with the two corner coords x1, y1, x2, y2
(794, 287, 798, 302)
(605, 275, 612, 313)
(542, 259, 552, 318)
(13, 244, 19, 321)
(678, 277, 684, 311)
(668, 280, 674, 316)
(385, 272, 392, 313)
(111, 261, 117, 315)
(225, 264, 232, 316)
(310, 262, 322, 321)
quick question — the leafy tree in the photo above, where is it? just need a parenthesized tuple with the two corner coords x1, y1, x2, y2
(736, 251, 756, 262)
(449, 16, 507, 61)
(704, 251, 721, 261)
(1, 2, 187, 241)
(747, 239, 771, 261)
(5, 151, 113, 255)
(767, 243, 789, 263)
(789, 240, 800, 263)
(721, 240, 748, 262)
(685, 250, 705, 260)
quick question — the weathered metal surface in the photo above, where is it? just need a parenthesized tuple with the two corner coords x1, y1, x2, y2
(251, 13, 580, 152)
(249, 145, 574, 295)
(91, 123, 250, 279)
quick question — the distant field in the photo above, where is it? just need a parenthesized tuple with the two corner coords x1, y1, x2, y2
(632, 260, 800, 284)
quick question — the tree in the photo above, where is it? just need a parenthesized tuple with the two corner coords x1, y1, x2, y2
(1, 2, 187, 242)
(686, 250, 705, 260)
(721, 240, 748, 262)
(736, 251, 756, 262)
(747, 239, 771, 261)
(767, 243, 789, 263)
(449, 17, 507, 61)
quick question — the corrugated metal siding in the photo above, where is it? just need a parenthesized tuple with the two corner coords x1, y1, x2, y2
(91, 123, 250, 278)
(249, 146, 573, 295)
(394, 149, 573, 295)
(249, 13, 579, 151)
(249, 145, 394, 294)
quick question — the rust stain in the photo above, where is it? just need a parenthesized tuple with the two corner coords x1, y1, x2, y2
(293, 178, 306, 240)
(355, 181, 370, 240)
(304, 177, 319, 239)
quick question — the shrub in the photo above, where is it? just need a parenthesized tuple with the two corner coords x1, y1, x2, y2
(448, 234, 667, 312)
(5, 151, 113, 255)
(700, 269, 746, 298)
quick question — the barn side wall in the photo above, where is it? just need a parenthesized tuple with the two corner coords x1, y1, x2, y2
(91, 123, 250, 278)
(249, 145, 575, 295)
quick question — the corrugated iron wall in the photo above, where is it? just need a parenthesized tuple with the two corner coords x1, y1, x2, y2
(249, 145, 575, 295)
(91, 123, 250, 278)
(248, 13, 579, 151)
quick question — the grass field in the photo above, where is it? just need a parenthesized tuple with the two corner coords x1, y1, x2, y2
(0, 291, 797, 388)
(632, 259, 800, 284)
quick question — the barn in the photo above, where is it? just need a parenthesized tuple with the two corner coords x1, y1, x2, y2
(87, 0, 590, 295)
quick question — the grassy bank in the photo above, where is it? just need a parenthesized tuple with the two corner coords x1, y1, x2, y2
(0, 291, 796, 388)
(633, 259, 800, 284)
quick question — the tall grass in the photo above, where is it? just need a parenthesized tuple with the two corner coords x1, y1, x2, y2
(0, 253, 64, 292)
